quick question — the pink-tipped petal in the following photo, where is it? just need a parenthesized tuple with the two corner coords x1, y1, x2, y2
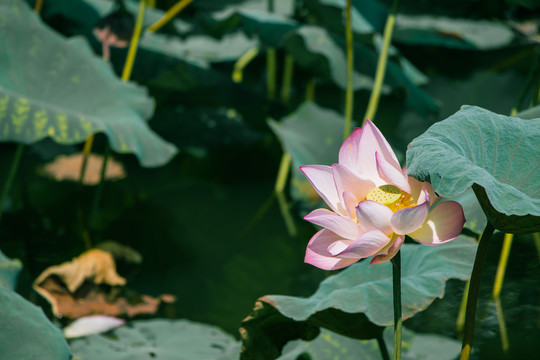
(370, 235, 405, 264)
(332, 164, 375, 203)
(355, 200, 394, 236)
(408, 201, 466, 245)
(304, 229, 361, 270)
(334, 229, 392, 259)
(390, 191, 431, 235)
(304, 208, 360, 239)
(300, 165, 341, 214)
(376, 152, 411, 194)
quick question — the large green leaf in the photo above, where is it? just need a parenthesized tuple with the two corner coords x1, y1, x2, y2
(241, 238, 476, 348)
(278, 327, 461, 360)
(407, 105, 540, 233)
(0, 0, 177, 167)
(0, 249, 22, 290)
(70, 319, 239, 359)
(394, 15, 514, 49)
(0, 287, 71, 359)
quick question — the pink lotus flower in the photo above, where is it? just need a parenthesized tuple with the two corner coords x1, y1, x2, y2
(301, 120, 465, 270)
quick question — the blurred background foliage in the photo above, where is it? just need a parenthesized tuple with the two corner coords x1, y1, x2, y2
(1, 0, 540, 358)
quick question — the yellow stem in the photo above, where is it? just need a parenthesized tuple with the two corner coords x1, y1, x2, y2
(456, 279, 470, 338)
(121, 0, 147, 81)
(78, 134, 95, 186)
(343, 0, 354, 140)
(533, 233, 540, 261)
(232, 47, 260, 83)
(305, 78, 316, 102)
(277, 191, 297, 236)
(147, 0, 193, 33)
(493, 233, 513, 298)
(280, 54, 294, 106)
(275, 152, 291, 194)
(267, 48, 277, 100)
(494, 297, 509, 353)
(147, 0, 156, 7)
(363, 0, 400, 124)
(34, 0, 43, 13)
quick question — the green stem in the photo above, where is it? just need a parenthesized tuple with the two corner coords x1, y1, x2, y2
(305, 78, 316, 102)
(89, 142, 111, 230)
(121, 0, 146, 81)
(0, 144, 24, 224)
(460, 222, 496, 360)
(391, 250, 402, 360)
(147, 0, 193, 33)
(267, 0, 274, 12)
(363, 0, 400, 124)
(376, 332, 391, 360)
(280, 54, 294, 106)
(343, 0, 354, 140)
(267, 48, 277, 100)
(493, 233, 513, 298)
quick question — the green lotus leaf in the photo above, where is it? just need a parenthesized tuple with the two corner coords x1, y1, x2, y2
(0, 287, 71, 359)
(0, 0, 177, 167)
(407, 105, 540, 233)
(243, 238, 476, 336)
(268, 102, 343, 209)
(278, 327, 461, 360)
(70, 319, 239, 359)
(394, 15, 514, 49)
(0, 250, 22, 290)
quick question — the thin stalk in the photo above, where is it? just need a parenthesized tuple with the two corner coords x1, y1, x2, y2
(493, 233, 513, 298)
(376, 331, 391, 360)
(267, 48, 277, 100)
(34, 0, 43, 13)
(147, 0, 193, 33)
(121, 0, 147, 81)
(78, 134, 95, 187)
(391, 250, 402, 360)
(363, 0, 400, 124)
(305, 78, 316, 102)
(534, 233, 540, 261)
(147, 0, 156, 7)
(460, 222, 496, 360)
(494, 297, 509, 353)
(343, 0, 354, 140)
(280, 54, 294, 106)
(275, 152, 291, 194)
(456, 279, 470, 338)
(0, 144, 24, 223)
(267, 0, 274, 12)
(277, 192, 297, 236)
(232, 47, 260, 83)
(89, 143, 110, 229)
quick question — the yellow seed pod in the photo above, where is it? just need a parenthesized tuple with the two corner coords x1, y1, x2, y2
(366, 185, 402, 210)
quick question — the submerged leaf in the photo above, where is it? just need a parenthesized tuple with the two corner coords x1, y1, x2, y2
(0, 287, 71, 359)
(407, 105, 540, 233)
(0, 0, 177, 167)
(70, 319, 240, 359)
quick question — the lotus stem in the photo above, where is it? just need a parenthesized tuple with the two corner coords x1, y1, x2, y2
(494, 297, 509, 353)
(376, 331, 391, 360)
(281, 54, 294, 106)
(493, 233, 513, 298)
(305, 78, 316, 102)
(456, 279, 470, 338)
(90, 142, 111, 229)
(147, 0, 193, 33)
(343, 0, 354, 140)
(34, 0, 43, 13)
(534, 233, 540, 261)
(391, 250, 402, 360)
(267, 48, 277, 100)
(78, 134, 95, 187)
(460, 222, 496, 360)
(275, 152, 291, 194)
(147, 0, 156, 7)
(121, 0, 147, 81)
(267, 0, 274, 12)
(232, 47, 260, 83)
(363, 0, 400, 124)
(0, 144, 24, 224)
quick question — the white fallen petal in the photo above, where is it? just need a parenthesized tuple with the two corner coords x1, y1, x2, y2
(63, 315, 125, 339)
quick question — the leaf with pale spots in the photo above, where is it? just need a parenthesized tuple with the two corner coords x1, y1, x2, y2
(0, 0, 177, 167)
